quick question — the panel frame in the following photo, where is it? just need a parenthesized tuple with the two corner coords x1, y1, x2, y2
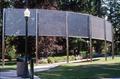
(68, 12, 89, 38)
(90, 15, 105, 40)
(38, 9, 66, 36)
(5, 8, 36, 36)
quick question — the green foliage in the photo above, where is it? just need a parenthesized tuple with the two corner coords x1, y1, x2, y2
(7, 46, 16, 60)
(69, 38, 86, 52)
(39, 56, 76, 64)
(4, 37, 16, 60)
(69, 55, 76, 61)
(47, 57, 55, 63)
(107, 0, 120, 53)
(100, 0, 120, 54)
(81, 51, 87, 58)
(53, 56, 66, 63)
(59, 0, 104, 17)
(40, 59, 48, 64)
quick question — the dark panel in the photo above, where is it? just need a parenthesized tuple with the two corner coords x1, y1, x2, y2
(68, 12, 89, 38)
(4, 9, 112, 41)
(5, 9, 36, 36)
(90, 16, 105, 40)
(38, 10, 66, 36)
(106, 21, 112, 42)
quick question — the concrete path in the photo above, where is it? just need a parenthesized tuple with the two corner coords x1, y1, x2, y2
(0, 70, 40, 79)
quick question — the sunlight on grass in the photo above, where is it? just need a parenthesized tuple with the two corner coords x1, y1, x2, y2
(35, 56, 120, 79)
(62, 56, 120, 67)
(0, 65, 16, 71)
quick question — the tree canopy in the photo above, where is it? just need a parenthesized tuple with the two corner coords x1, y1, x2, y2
(0, 0, 120, 57)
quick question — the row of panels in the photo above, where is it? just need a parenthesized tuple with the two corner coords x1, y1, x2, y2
(4, 9, 112, 41)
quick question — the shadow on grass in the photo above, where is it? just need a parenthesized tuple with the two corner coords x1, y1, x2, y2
(0, 60, 16, 72)
(0, 68, 16, 72)
(0, 60, 16, 66)
(35, 63, 120, 79)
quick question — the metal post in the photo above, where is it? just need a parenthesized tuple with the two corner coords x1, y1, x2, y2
(35, 9, 39, 64)
(89, 16, 92, 62)
(25, 0, 28, 7)
(66, 12, 69, 63)
(24, 17, 29, 78)
(30, 58, 34, 79)
(112, 24, 114, 59)
(24, 8, 34, 79)
(2, 9, 5, 68)
(104, 20, 107, 61)
(89, 37, 92, 62)
(25, 17, 28, 63)
(66, 35, 69, 63)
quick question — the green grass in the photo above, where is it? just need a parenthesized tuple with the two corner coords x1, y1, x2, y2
(37, 55, 76, 64)
(35, 57, 120, 79)
(1, 56, 120, 79)
(0, 60, 16, 71)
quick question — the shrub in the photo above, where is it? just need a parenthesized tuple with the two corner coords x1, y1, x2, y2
(40, 59, 48, 64)
(39, 55, 83, 64)
(7, 46, 16, 61)
(69, 55, 75, 61)
(47, 57, 54, 63)
(80, 51, 87, 58)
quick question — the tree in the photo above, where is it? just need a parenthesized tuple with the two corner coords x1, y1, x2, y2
(102, 0, 120, 54)
(107, 0, 120, 53)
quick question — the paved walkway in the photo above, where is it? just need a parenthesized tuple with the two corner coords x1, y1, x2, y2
(0, 70, 40, 79)
(0, 59, 120, 79)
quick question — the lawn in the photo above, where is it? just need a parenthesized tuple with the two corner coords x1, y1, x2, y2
(0, 55, 76, 71)
(0, 60, 16, 71)
(1, 56, 120, 79)
(35, 57, 120, 79)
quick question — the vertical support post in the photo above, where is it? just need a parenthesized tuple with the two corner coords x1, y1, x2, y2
(30, 58, 34, 79)
(104, 20, 107, 61)
(25, 17, 28, 70)
(25, 0, 28, 7)
(2, 9, 5, 68)
(30, 10, 35, 78)
(24, 16, 29, 78)
(24, 8, 33, 78)
(35, 9, 39, 64)
(66, 12, 69, 63)
(112, 24, 114, 59)
(66, 34, 69, 63)
(89, 36, 92, 62)
(89, 15, 92, 62)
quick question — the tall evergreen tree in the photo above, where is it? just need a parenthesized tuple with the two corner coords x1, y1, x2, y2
(107, 0, 120, 53)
